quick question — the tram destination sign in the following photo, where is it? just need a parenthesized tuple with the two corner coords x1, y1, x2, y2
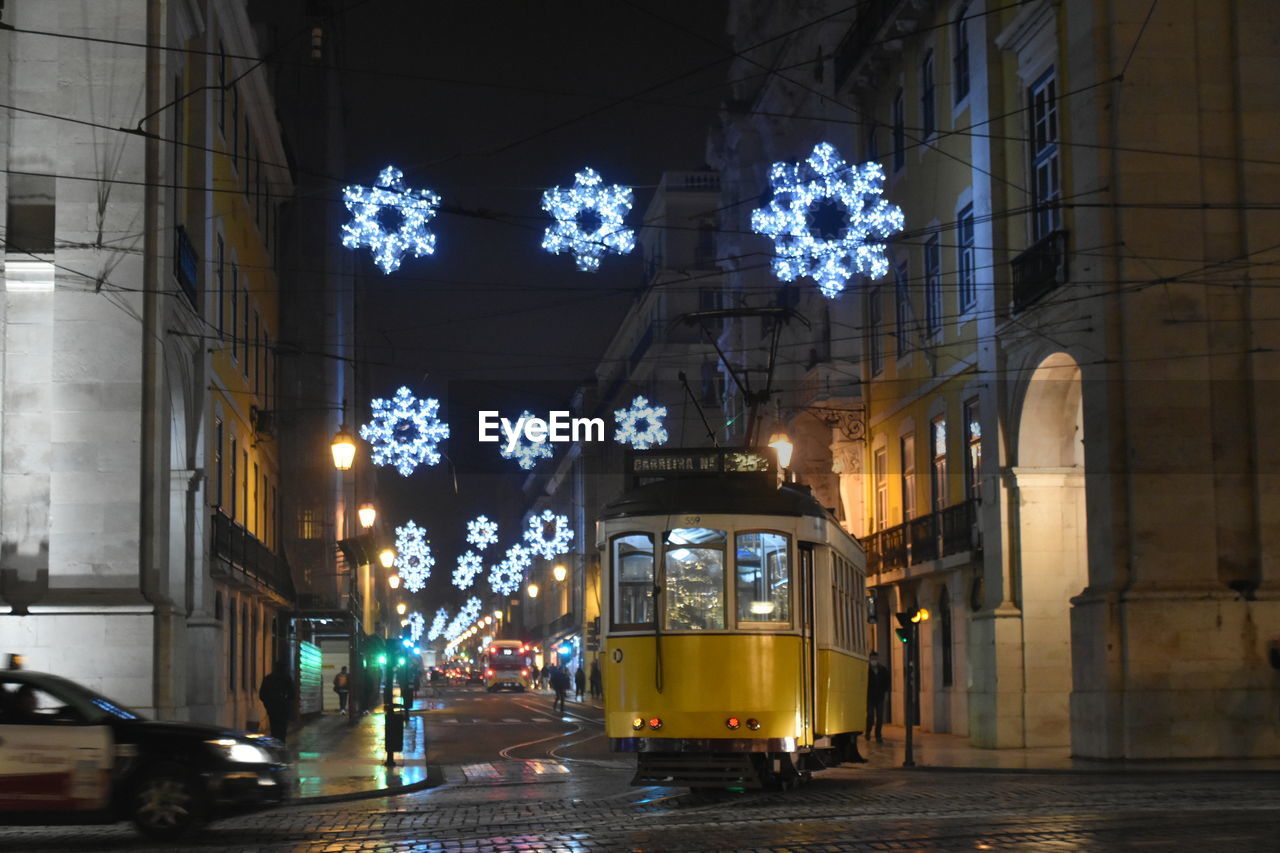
(628, 447, 773, 477)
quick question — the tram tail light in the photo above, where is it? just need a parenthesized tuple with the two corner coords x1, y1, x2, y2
(485, 669, 494, 677)
(521, 668, 529, 676)
(632, 717, 645, 731)
(726, 717, 741, 730)
(647, 717, 663, 730)
(746, 718, 761, 731)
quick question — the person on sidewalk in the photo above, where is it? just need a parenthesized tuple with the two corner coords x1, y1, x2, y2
(333, 666, 351, 713)
(866, 650, 890, 744)
(573, 664, 585, 702)
(259, 661, 296, 743)
(550, 665, 570, 714)
(589, 659, 602, 699)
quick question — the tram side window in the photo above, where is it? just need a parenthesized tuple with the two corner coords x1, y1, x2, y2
(613, 533, 655, 628)
(664, 528, 727, 631)
(735, 531, 791, 626)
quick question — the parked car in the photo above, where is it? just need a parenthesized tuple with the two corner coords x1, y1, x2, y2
(0, 667, 288, 839)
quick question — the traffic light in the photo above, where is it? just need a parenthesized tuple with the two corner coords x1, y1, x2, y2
(376, 654, 387, 666)
(895, 611, 912, 644)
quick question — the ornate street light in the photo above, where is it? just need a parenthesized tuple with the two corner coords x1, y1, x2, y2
(358, 503, 377, 528)
(552, 564, 568, 582)
(331, 425, 357, 470)
(768, 432, 794, 470)
(396, 602, 407, 615)
(379, 548, 396, 569)
(388, 574, 401, 589)
(527, 582, 540, 598)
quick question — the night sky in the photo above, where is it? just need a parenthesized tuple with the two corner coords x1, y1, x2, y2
(336, 1, 730, 610)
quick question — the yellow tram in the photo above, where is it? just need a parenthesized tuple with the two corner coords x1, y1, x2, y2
(600, 448, 869, 789)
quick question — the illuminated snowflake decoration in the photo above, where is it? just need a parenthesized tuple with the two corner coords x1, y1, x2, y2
(340, 165, 441, 274)
(393, 521, 434, 593)
(523, 509, 574, 560)
(465, 515, 499, 550)
(360, 386, 450, 476)
(459, 596, 482, 626)
(453, 551, 484, 590)
(427, 608, 449, 642)
(444, 611, 465, 641)
(406, 611, 426, 642)
(750, 142, 904, 299)
(489, 544, 532, 595)
(499, 410, 554, 470)
(541, 167, 635, 272)
(613, 396, 669, 450)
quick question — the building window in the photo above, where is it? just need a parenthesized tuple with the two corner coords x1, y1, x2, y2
(892, 89, 905, 172)
(921, 50, 936, 140)
(213, 418, 223, 509)
(964, 397, 981, 501)
(231, 86, 239, 170)
(953, 4, 970, 104)
(925, 234, 942, 337)
(227, 599, 237, 692)
(241, 284, 250, 374)
(261, 471, 268, 541)
(901, 434, 916, 522)
(1030, 68, 1061, 241)
(269, 485, 277, 550)
(215, 235, 225, 335)
(241, 603, 250, 691)
(218, 43, 227, 134)
(868, 286, 883, 376)
(957, 204, 976, 312)
(5, 172, 55, 254)
(939, 585, 953, 687)
(252, 463, 259, 537)
(252, 310, 260, 393)
(874, 447, 888, 531)
(229, 437, 238, 519)
(264, 333, 272, 403)
(931, 416, 949, 512)
(298, 508, 321, 540)
(894, 261, 911, 356)
(230, 265, 239, 361)
(241, 449, 249, 523)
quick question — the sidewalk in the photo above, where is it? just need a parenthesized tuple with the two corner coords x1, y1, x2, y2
(287, 708, 442, 802)
(860, 724, 1280, 773)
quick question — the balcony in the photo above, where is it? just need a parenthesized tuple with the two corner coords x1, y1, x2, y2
(833, 0, 905, 87)
(1011, 230, 1068, 313)
(173, 224, 199, 310)
(660, 171, 720, 193)
(211, 511, 295, 600)
(866, 499, 979, 575)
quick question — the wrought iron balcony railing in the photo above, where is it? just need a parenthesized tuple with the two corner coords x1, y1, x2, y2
(1011, 230, 1068, 313)
(212, 511, 294, 599)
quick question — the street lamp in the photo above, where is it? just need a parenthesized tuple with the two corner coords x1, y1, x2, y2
(358, 503, 377, 529)
(379, 548, 396, 569)
(528, 582, 540, 598)
(388, 574, 401, 589)
(396, 602, 407, 616)
(552, 564, 567, 582)
(493, 609, 503, 620)
(483, 616, 492, 625)
(768, 432, 794, 470)
(331, 425, 357, 471)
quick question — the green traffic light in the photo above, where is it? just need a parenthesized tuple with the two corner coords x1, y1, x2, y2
(376, 654, 387, 665)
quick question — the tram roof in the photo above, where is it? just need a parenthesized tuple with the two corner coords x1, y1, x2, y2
(600, 473, 833, 521)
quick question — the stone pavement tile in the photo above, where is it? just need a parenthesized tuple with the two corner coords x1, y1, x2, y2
(288, 708, 435, 799)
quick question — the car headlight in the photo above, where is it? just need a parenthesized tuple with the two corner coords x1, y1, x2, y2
(206, 738, 273, 764)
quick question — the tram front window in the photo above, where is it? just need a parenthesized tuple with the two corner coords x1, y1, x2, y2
(613, 533, 655, 628)
(664, 528, 726, 631)
(736, 531, 791, 625)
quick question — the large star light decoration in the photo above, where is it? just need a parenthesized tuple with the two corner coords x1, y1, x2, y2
(541, 167, 635, 272)
(499, 410, 554, 470)
(489, 544, 532, 595)
(340, 165, 441, 274)
(750, 142, 904, 299)
(453, 551, 483, 590)
(427, 608, 449, 642)
(360, 386, 450, 477)
(407, 611, 426, 642)
(523, 509, 574, 560)
(465, 516, 499, 550)
(394, 521, 434, 593)
(614, 396, 669, 450)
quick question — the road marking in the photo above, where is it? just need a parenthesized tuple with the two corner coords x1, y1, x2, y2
(526, 760, 569, 775)
(501, 718, 521, 723)
(443, 718, 459, 724)
(460, 762, 501, 779)
(530, 716, 552, 722)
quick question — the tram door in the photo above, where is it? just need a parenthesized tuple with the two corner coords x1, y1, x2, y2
(799, 543, 818, 746)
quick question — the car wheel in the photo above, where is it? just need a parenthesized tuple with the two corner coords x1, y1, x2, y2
(132, 764, 202, 840)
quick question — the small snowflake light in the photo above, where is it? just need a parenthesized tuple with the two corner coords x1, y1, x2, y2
(341, 165, 441, 274)
(453, 551, 484, 590)
(465, 515, 499, 550)
(427, 608, 449, 642)
(614, 396, 669, 450)
(499, 410, 554, 470)
(489, 543, 532, 595)
(360, 386, 450, 477)
(541, 167, 635, 272)
(459, 596, 482, 626)
(523, 509, 574, 560)
(751, 142, 904, 299)
(394, 521, 434, 593)
(406, 611, 426, 642)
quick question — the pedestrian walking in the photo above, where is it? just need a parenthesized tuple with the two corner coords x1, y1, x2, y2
(550, 665, 570, 714)
(573, 664, 585, 702)
(866, 650, 890, 744)
(589, 659, 602, 699)
(332, 666, 351, 713)
(429, 667, 445, 697)
(259, 660, 296, 742)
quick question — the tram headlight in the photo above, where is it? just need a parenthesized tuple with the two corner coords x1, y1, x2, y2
(647, 717, 663, 730)
(726, 717, 741, 730)
(746, 718, 761, 731)
(632, 717, 645, 731)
